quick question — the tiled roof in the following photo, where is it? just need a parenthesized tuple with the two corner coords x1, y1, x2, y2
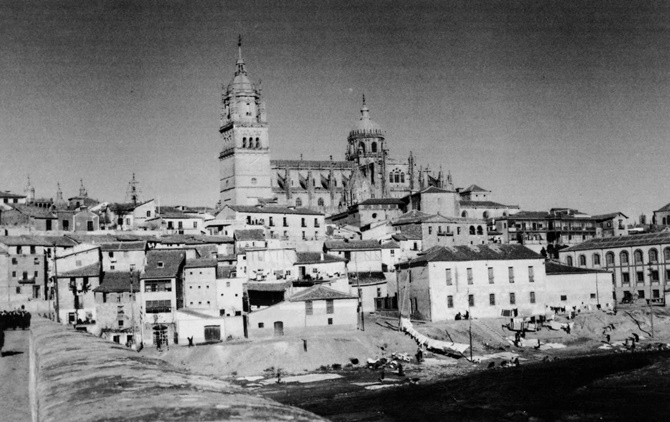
(399, 244, 542, 268)
(93, 271, 141, 293)
(176, 309, 222, 320)
(358, 198, 406, 206)
(216, 265, 237, 279)
(99, 241, 146, 252)
(323, 240, 381, 251)
(563, 231, 670, 252)
(380, 241, 400, 249)
(503, 211, 550, 220)
(11, 205, 56, 219)
(391, 233, 422, 241)
(234, 229, 265, 241)
(350, 272, 387, 286)
(217, 254, 237, 262)
(184, 258, 218, 269)
(655, 203, 670, 212)
(460, 184, 489, 194)
(228, 205, 324, 216)
(0, 191, 25, 199)
(544, 261, 610, 275)
(246, 281, 290, 292)
(271, 159, 355, 169)
(289, 285, 357, 301)
(154, 235, 233, 245)
(294, 252, 346, 265)
(142, 250, 185, 279)
(40, 236, 80, 247)
(459, 200, 519, 209)
(393, 210, 432, 224)
(58, 262, 102, 278)
(160, 212, 205, 219)
(108, 200, 153, 213)
(0, 235, 54, 247)
(591, 212, 628, 221)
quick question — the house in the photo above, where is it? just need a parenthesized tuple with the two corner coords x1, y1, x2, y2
(328, 198, 406, 228)
(653, 203, 670, 226)
(395, 244, 546, 321)
(159, 208, 208, 235)
(592, 212, 629, 238)
(560, 232, 670, 305)
(53, 244, 102, 326)
(212, 204, 326, 242)
(248, 285, 358, 338)
(0, 191, 27, 205)
(350, 271, 387, 313)
(392, 210, 488, 249)
(93, 271, 141, 345)
(458, 184, 520, 220)
(323, 239, 382, 273)
(174, 309, 226, 344)
(0, 236, 52, 302)
(0, 204, 58, 231)
(100, 241, 146, 272)
(73, 208, 100, 232)
(183, 258, 219, 311)
(104, 200, 157, 231)
(544, 262, 614, 310)
(139, 250, 186, 346)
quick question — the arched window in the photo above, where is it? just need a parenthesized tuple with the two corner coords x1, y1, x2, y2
(649, 249, 658, 263)
(371, 142, 377, 153)
(295, 198, 302, 207)
(665, 247, 670, 261)
(482, 211, 490, 219)
(358, 142, 365, 154)
(477, 226, 483, 235)
(389, 174, 394, 183)
(469, 226, 476, 235)
(620, 251, 629, 265)
(566, 256, 573, 266)
(634, 250, 643, 264)
(606, 252, 615, 267)
(593, 253, 601, 266)
(255, 137, 260, 148)
(242, 137, 247, 148)
(579, 255, 586, 266)
(400, 172, 405, 183)
(317, 198, 324, 207)
(461, 211, 468, 218)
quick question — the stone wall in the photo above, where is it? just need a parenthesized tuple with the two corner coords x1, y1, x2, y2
(30, 318, 323, 421)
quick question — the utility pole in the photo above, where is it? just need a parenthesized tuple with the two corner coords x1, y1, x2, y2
(648, 263, 655, 338)
(130, 268, 136, 346)
(468, 288, 473, 362)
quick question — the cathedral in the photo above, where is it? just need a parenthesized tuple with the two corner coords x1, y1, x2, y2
(219, 39, 449, 214)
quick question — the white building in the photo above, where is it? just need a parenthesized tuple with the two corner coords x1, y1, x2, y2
(544, 261, 614, 310)
(395, 244, 546, 321)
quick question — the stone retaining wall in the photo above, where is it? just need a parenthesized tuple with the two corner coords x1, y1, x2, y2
(30, 318, 323, 421)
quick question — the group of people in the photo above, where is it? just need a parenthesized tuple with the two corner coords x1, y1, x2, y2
(0, 307, 31, 331)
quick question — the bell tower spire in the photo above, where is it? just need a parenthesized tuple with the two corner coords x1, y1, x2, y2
(236, 35, 246, 76)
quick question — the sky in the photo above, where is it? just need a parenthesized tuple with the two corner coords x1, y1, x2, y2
(1, 0, 669, 219)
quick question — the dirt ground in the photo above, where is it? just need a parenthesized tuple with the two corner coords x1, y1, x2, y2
(150, 304, 670, 421)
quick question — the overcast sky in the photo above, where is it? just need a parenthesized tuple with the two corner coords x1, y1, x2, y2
(1, 0, 669, 218)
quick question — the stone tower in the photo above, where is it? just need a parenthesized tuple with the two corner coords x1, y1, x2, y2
(345, 95, 387, 199)
(219, 36, 272, 207)
(24, 175, 35, 203)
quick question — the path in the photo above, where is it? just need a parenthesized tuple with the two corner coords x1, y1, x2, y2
(0, 329, 31, 422)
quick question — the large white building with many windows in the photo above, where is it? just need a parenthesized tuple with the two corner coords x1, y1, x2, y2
(561, 232, 670, 305)
(395, 244, 546, 321)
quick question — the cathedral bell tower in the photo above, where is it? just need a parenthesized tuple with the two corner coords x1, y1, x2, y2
(219, 36, 272, 206)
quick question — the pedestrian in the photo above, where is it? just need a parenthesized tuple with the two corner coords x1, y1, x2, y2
(398, 363, 405, 377)
(379, 367, 385, 382)
(416, 347, 423, 364)
(606, 334, 611, 343)
(187, 336, 194, 347)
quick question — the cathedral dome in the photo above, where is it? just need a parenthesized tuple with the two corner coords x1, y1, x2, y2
(227, 72, 256, 93)
(350, 96, 383, 137)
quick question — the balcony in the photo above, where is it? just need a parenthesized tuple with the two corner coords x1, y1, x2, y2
(18, 276, 36, 284)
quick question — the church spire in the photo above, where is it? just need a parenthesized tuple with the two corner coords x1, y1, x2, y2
(79, 179, 87, 198)
(360, 93, 370, 120)
(24, 175, 35, 203)
(235, 35, 247, 75)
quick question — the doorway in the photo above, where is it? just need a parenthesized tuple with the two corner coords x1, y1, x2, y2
(273, 321, 284, 337)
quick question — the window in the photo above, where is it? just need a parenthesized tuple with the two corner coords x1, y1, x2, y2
(144, 280, 172, 292)
(636, 271, 644, 283)
(305, 301, 313, 315)
(649, 249, 658, 263)
(314, 218, 320, 227)
(606, 252, 615, 267)
(566, 256, 573, 266)
(638, 290, 645, 299)
(446, 269, 452, 286)
(17, 246, 22, 254)
(593, 253, 601, 266)
(317, 198, 324, 207)
(590, 293, 596, 299)
(528, 266, 534, 282)
(560, 295, 567, 301)
(489, 294, 495, 306)
(508, 267, 515, 283)
(30, 246, 36, 254)
(665, 248, 670, 261)
(488, 267, 494, 284)
(467, 268, 473, 285)
(509, 292, 516, 305)
(328, 318, 333, 325)
(622, 272, 630, 284)
(283, 217, 288, 227)
(653, 289, 660, 299)
(530, 291, 536, 304)
(469, 226, 475, 235)
(468, 294, 475, 307)
(620, 251, 629, 265)
(579, 255, 586, 267)
(157, 261, 164, 268)
(145, 300, 171, 313)
(634, 250, 643, 264)
(295, 198, 303, 207)
(477, 226, 483, 235)
(651, 270, 659, 282)
(16, 287, 21, 294)
(326, 299, 334, 314)
(258, 322, 264, 328)
(193, 221, 197, 229)
(447, 295, 454, 308)
(146, 210, 151, 217)
(118, 320, 124, 327)
(11, 271, 16, 278)
(301, 218, 306, 227)
(428, 226, 433, 235)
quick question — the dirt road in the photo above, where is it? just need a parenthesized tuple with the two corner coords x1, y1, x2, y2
(0, 330, 31, 422)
